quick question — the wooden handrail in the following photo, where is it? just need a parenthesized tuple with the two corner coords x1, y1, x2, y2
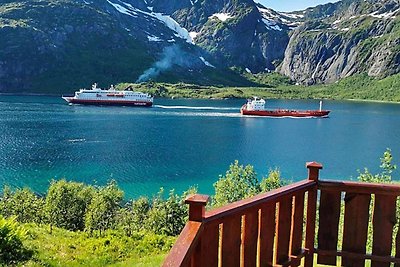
(204, 179, 315, 223)
(319, 180, 400, 195)
(164, 161, 400, 267)
(162, 221, 204, 267)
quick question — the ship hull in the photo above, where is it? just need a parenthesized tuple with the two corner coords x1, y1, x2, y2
(241, 108, 330, 118)
(63, 97, 153, 107)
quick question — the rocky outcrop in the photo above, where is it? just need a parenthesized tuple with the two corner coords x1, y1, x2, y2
(279, 0, 400, 84)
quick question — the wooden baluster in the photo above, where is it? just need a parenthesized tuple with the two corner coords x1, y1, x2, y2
(317, 190, 341, 266)
(371, 195, 397, 267)
(243, 208, 259, 267)
(185, 194, 209, 267)
(396, 224, 400, 267)
(305, 162, 322, 267)
(290, 192, 305, 266)
(275, 196, 293, 265)
(342, 192, 371, 267)
(221, 214, 242, 267)
(259, 203, 276, 267)
(199, 223, 219, 267)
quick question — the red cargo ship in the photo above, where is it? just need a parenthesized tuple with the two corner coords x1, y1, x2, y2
(240, 98, 330, 118)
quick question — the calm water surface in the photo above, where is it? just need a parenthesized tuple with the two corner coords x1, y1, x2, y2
(1, 95, 399, 198)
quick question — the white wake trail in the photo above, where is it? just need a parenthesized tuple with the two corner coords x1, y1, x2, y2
(154, 105, 238, 111)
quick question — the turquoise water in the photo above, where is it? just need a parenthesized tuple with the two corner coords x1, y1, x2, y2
(1, 95, 399, 198)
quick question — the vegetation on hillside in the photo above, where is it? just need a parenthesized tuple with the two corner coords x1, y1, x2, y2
(0, 163, 286, 266)
(0, 150, 398, 265)
(117, 72, 400, 102)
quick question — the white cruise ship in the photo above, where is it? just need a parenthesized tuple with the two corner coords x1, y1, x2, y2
(62, 83, 153, 107)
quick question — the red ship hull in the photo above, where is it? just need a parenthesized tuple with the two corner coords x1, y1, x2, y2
(63, 98, 153, 107)
(241, 106, 330, 117)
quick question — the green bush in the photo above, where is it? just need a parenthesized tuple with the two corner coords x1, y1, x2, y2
(213, 160, 261, 207)
(131, 197, 150, 231)
(0, 187, 45, 224)
(358, 148, 396, 183)
(0, 216, 32, 265)
(45, 179, 94, 231)
(85, 181, 123, 235)
(146, 189, 187, 236)
(260, 168, 288, 192)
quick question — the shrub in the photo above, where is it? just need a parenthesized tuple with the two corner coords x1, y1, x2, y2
(358, 148, 396, 183)
(0, 187, 45, 224)
(45, 180, 94, 231)
(131, 197, 150, 231)
(0, 216, 32, 265)
(85, 181, 123, 235)
(260, 168, 288, 192)
(213, 160, 260, 207)
(146, 189, 187, 236)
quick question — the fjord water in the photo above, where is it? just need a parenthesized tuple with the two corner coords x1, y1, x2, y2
(1, 95, 399, 198)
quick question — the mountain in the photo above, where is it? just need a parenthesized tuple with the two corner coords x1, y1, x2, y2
(279, 0, 400, 85)
(0, 0, 399, 93)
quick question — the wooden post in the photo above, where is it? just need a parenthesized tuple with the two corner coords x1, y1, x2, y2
(307, 161, 322, 181)
(305, 162, 322, 267)
(185, 194, 209, 222)
(185, 194, 209, 267)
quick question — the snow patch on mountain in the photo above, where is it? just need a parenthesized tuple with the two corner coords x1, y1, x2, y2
(152, 12, 193, 43)
(257, 6, 302, 29)
(199, 57, 215, 68)
(148, 35, 162, 42)
(189, 31, 199, 42)
(210, 13, 233, 22)
(370, 8, 399, 19)
(107, 0, 137, 17)
(279, 12, 304, 19)
(108, 0, 194, 44)
(262, 19, 282, 31)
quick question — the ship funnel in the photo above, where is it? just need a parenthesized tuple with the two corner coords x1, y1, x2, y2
(319, 100, 323, 111)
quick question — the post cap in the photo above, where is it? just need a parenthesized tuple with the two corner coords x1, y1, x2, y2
(185, 194, 209, 205)
(306, 162, 323, 169)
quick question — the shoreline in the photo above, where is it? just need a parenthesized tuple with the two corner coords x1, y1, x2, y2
(2, 92, 400, 104)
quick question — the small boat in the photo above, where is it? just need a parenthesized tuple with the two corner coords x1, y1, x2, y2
(62, 83, 153, 107)
(240, 97, 330, 118)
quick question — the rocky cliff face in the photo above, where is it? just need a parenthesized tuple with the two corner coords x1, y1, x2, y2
(0, 0, 294, 92)
(279, 0, 400, 85)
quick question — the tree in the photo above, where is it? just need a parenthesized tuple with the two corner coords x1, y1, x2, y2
(0, 187, 45, 224)
(0, 216, 32, 264)
(357, 149, 397, 251)
(358, 148, 397, 183)
(213, 160, 260, 207)
(132, 197, 150, 231)
(45, 180, 94, 231)
(260, 168, 287, 192)
(85, 181, 123, 235)
(116, 196, 150, 236)
(146, 189, 187, 236)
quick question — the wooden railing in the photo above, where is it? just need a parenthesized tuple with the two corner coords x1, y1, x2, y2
(163, 162, 400, 267)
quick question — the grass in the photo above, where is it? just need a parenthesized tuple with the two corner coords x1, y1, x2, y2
(18, 223, 174, 266)
(116, 72, 400, 102)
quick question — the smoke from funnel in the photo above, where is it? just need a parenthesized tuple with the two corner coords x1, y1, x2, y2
(136, 45, 191, 83)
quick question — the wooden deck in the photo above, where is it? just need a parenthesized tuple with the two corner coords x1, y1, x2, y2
(163, 162, 400, 267)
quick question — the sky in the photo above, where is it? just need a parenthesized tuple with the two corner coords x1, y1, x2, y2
(256, 0, 339, 12)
